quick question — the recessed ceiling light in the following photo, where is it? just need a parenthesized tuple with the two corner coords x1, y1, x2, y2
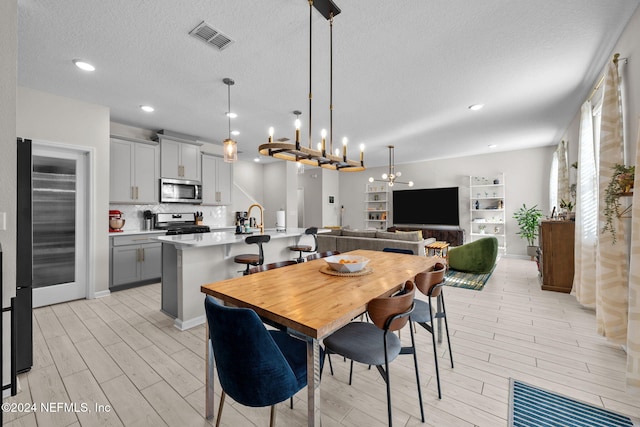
(140, 105, 154, 113)
(253, 157, 261, 162)
(226, 112, 237, 118)
(231, 130, 240, 136)
(468, 104, 484, 111)
(73, 59, 95, 72)
(488, 144, 497, 149)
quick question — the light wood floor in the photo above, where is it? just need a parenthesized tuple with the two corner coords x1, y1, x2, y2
(3, 257, 640, 426)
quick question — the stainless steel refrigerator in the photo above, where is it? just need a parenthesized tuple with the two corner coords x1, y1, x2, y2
(16, 137, 33, 374)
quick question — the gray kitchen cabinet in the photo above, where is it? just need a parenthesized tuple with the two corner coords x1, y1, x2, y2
(110, 233, 163, 289)
(110, 136, 159, 204)
(201, 153, 232, 205)
(158, 136, 201, 181)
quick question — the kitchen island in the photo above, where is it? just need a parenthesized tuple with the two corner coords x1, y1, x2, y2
(154, 228, 323, 330)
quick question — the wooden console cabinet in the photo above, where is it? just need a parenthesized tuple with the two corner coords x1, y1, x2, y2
(538, 221, 575, 293)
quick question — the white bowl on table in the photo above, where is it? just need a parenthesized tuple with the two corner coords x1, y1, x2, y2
(324, 255, 370, 273)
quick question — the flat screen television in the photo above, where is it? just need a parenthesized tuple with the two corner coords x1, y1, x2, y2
(392, 187, 459, 226)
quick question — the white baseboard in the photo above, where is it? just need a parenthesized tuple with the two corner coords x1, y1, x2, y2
(93, 290, 111, 299)
(174, 315, 206, 331)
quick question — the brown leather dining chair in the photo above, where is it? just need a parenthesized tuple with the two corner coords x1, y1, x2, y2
(410, 262, 452, 399)
(306, 251, 340, 261)
(247, 260, 297, 274)
(323, 280, 424, 426)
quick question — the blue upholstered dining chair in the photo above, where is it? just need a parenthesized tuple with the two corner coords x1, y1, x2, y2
(205, 296, 313, 427)
(382, 247, 414, 255)
(411, 262, 453, 399)
(323, 281, 424, 426)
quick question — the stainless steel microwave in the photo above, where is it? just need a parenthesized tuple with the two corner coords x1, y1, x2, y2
(160, 178, 202, 204)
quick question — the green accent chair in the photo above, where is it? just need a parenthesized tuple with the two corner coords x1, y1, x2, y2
(448, 237, 498, 274)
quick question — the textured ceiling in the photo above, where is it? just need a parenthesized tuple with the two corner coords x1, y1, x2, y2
(17, 0, 640, 167)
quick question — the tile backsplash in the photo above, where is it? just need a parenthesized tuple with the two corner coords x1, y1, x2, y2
(110, 203, 230, 231)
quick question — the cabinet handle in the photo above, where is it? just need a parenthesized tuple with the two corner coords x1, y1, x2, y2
(136, 248, 141, 262)
(141, 248, 145, 262)
(135, 186, 139, 200)
(178, 165, 184, 177)
(131, 186, 135, 200)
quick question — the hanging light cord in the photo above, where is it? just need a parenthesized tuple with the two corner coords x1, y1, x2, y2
(308, 0, 313, 148)
(227, 80, 232, 140)
(329, 12, 334, 153)
(389, 146, 394, 180)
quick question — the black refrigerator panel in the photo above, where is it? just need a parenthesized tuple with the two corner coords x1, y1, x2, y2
(17, 138, 32, 287)
(16, 137, 33, 373)
(14, 287, 32, 373)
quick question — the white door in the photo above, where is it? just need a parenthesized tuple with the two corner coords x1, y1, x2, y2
(32, 143, 89, 308)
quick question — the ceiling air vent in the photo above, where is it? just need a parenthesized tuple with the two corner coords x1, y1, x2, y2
(189, 21, 234, 51)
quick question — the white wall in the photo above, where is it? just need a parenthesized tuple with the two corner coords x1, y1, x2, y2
(16, 87, 111, 295)
(561, 5, 640, 164)
(338, 146, 555, 257)
(1, 0, 17, 396)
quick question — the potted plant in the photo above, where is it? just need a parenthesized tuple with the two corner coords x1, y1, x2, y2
(559, 198, 575, 221)
(513, 204, 543, 258)
(602, 163, 635, 243)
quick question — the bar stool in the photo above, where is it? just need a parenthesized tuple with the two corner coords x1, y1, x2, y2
(234, 235, 271, 275)
(288, 227, 318, 262)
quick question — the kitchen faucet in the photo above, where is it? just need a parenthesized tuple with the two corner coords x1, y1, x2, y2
(247, 203, 264, 234)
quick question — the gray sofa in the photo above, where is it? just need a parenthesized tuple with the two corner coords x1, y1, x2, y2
(317, 229, 435, 255)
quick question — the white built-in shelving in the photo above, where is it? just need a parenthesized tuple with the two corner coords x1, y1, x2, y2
(364, 184, 389, 230)
(469, 174, 506, 255)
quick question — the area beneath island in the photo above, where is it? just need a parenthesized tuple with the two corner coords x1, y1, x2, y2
(153, 228, 325, 330)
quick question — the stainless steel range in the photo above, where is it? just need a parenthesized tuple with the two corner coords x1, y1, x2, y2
(154, 213, 210, 235)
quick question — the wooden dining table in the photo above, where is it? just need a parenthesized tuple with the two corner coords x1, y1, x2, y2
(200, 249, 436, 426)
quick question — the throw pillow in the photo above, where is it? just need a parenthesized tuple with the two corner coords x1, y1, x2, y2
(342, 229, 377, 238)
(394, 230, 423, 241)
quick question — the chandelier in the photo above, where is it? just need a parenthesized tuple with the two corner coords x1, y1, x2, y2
(369, 146, 413, 187)
(222, 77, 237, 163)
(258, 0, 365, 172)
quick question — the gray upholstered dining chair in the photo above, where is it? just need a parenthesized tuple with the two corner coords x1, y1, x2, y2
(411, 262, 452, 399)
(322, 281, 424, 426)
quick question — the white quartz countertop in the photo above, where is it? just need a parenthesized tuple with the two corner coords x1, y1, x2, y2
(153, 228, 327, 248)
(109, 226, 235, 237)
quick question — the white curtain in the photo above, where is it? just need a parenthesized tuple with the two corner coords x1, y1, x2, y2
(557, 141, 570, 208)
(573, 100, 598, 304)
(595, 58, 628, 344)
(549, 153, 558, 215)
(626, 118, 640, 392)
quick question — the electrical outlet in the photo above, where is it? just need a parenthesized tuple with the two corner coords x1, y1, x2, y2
(0, 212, 5, 230)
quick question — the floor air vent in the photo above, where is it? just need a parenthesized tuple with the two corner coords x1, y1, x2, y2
(189, 21, 234, 51)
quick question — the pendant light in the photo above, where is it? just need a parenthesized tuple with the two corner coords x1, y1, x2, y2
(369, 146, 413, 187)
(258, 0, 365, 172)
(222, 77, 237, 163)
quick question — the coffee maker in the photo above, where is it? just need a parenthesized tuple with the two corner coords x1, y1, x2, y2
(235, 211, 248, 234)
